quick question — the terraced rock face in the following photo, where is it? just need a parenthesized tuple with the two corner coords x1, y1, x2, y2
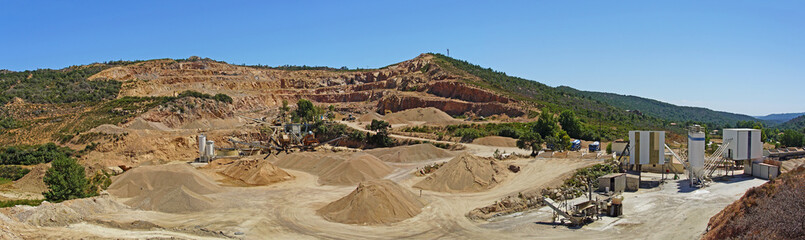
(89, 54, 526, 117)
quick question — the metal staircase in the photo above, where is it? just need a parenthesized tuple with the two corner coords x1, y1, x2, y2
(703, 139, 732, 179)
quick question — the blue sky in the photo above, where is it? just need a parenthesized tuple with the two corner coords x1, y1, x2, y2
(1, 1, 803, 116)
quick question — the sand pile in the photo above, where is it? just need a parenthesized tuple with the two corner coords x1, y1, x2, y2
(704, 166, 805, 240)
(125, 186, 214, 213)
(357, 112, 408, 125)
(471, 136, 518, 148)
(317, 180, 425, 225)
(219, 156, 294, 185)
(108, 164, 222, 198)
(126, 118, 173, 131)
(9, 196, 128, 227)
(365, 144, 454, 163)
(88, 124, 128, 134)
(386, 107, 458, 125)
(413, 153, 507, 193)
(13, 163, 50, 193)
(273, 152, 393, 186)
(107, 164, 222, 213)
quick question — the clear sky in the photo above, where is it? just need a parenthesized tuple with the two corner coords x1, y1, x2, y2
(1, 1, 803, 116)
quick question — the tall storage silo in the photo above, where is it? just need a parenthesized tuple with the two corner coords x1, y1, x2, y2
(198, 134, 207, 161)
(629, 131, 665, 165)
(205, 140, 215, 162)
(688, 125, 706, 178)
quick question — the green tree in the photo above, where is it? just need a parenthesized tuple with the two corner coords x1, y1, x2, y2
(559, 110, 581, 138)
(43, 156, 90, 202)
(368, 119, 390, 133)
(367, 120, 393, 147)
(294, 99, 321, 123)
(780, 130, 805, 147)
(533, 111, 559, 138)
(516, 132, 543, 156)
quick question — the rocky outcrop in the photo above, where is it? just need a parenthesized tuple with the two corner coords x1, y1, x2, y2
(88, 54, 528, 119)
(377, 94, 524, 117)
(140, 97, 236, 128)
(426, 81, 511, 104)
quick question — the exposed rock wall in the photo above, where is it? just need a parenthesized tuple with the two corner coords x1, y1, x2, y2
(377, 94, 524, 117)
(426, 81, 511, 104)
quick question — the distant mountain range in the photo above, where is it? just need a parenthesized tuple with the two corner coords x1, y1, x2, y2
(775, 115, 805, 130)
(754, 112, 805, 124)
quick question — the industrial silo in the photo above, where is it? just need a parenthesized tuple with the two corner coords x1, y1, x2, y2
(629, 131, 665, 165)
(198, 134, 207, 161)
(205, 140, 215, 162)
(688, 125, 706, 179)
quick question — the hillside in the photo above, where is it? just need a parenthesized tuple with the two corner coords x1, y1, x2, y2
(777, 115, 805, 130)
(756, 112, 805, 124)
(1, 53, 739, 147)
(556, 86, 758, 127)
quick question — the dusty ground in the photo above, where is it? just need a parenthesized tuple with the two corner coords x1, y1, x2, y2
(0, 112, 769, 239)
(0, 146, 768, 240)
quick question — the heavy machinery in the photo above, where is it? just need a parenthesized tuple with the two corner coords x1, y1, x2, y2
(571, 139, 582, 151)
(230, 116, 345, 156)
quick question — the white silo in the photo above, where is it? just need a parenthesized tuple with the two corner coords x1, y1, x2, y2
(688, 125, 706, 179)
(205, 140, 215, 162)
(198, 134, 207, 161)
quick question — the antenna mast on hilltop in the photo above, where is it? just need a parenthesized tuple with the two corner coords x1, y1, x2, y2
(447, 49, 450, 57)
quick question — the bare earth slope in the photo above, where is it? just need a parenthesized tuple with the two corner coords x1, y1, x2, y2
(703, 166, 805, 240)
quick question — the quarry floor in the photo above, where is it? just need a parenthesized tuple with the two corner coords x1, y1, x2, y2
(0, 119, 767, 239)
(4, 155, 765, 240)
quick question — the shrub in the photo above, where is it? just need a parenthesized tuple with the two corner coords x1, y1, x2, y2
(213, 93, 233, 104)
(0, 199, 44, 208)
(0, 165, 31, 181)
(497, 127, 521, 139)
(0, 143, 74, 165)
(453, 128, 486, 142)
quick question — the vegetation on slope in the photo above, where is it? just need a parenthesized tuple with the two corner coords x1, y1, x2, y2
(0, 64, 129, 104)
(755, 112, 805, 124)
(429, 53, 678, 139)
(557, 86, 758, 127)
(777, 115, 805, 130)
(0, 143, 74, 165)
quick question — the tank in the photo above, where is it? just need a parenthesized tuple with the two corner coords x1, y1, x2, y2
(205, 140, 215, 161)
(688, 125, 706, 178)
(198, 134, 207, 160)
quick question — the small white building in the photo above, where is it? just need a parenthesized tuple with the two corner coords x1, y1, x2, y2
(722, 128, 762, 161)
